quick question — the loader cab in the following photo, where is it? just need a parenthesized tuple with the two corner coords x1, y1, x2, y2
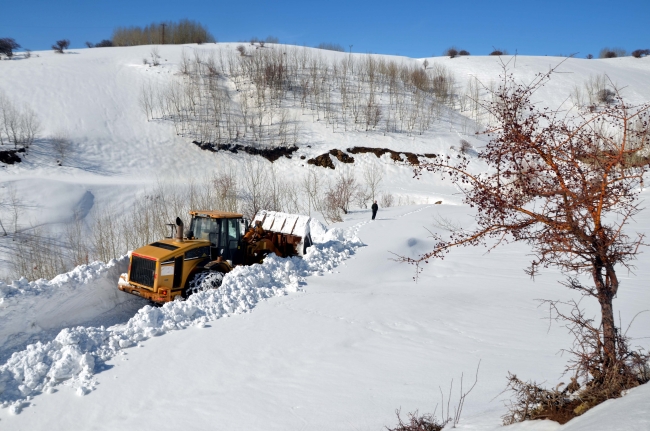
(188, 211, 246, 265)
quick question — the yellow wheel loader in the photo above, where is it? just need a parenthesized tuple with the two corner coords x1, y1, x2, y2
(118, 210, 312, 304)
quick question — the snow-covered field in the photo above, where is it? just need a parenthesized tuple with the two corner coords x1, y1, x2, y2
(0, 44, 649, 429)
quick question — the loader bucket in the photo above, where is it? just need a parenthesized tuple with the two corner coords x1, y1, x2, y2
(252, 210, 312, 256)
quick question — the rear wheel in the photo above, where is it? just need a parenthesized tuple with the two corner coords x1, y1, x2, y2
(183, 271, 224, 298)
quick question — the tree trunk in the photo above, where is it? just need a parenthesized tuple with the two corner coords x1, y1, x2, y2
(593, 263, 619, 373)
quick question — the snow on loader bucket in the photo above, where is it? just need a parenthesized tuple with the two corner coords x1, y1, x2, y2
(118, 210, 312, 304)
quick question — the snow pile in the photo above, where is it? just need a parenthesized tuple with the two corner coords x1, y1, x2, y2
(0, 257, 139, 356)
(0, 220, 363, 412)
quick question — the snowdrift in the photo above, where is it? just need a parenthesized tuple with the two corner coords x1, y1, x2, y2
(0, 257, 141, 357)
(0, 219, 362, 413)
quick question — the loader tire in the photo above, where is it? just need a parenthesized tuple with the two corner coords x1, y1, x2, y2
(183, 271, 224, 298)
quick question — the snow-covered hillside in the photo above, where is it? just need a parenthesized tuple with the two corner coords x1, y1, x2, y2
(0, 45, 649, 430)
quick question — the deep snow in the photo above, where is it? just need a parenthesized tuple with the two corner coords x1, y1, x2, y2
(0, 44, 649, 430)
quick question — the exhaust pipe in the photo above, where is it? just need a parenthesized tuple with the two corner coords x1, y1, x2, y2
(175, 217, 184, 242)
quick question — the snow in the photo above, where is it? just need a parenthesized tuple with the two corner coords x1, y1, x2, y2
(0, 45, 648, 429)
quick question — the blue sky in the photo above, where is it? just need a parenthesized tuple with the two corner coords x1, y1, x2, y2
(2, 0, 648, 57)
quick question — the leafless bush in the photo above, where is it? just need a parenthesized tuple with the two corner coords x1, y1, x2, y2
(489, 48, 507, 56)
(65, 211, 90, 267)
(150, 47, 161, 66)
(85, 41, 94, 48)
(236, 45, 246, 56)
(459, 139, 473, 153)
(631, 49, 650, 58)
(325, 170, 358, 215)
(0, 38, 20, 58)
(362, 163, 383, 201)
(599, 47, 626, 58)
(51, 132, 72, 165)
(597, 88, 615, 104)
(586, 54, 593, 59)
(458, 50, 470, 56)
(380, 192, 394, 207)
(52, 39, 70, 54)
(11, 227, 67, 281)
(387, 362, 480, 430)
(444, 47, 459, 58)
(387, 409, 445, 431)
(0, 91, 40, 149)
(265, 35, 279, 44)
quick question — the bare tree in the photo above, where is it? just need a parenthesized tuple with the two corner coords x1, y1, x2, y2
(325, 169, 358, 216)
(150, 46, 161, 66)
(51, 132, 72, 165)
(52, 39, 70, 54)
(397, 65, 650, 395)
(0, 38, 20, 58)
(362, 163, 383, 201)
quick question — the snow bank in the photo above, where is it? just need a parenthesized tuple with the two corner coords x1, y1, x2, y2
(0, 220, 363, 412)
(0, 257, 139, 356)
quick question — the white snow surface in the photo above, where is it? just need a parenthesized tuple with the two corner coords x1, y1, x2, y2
(0, 218, 363, 415)
(0, 45, 649, 429)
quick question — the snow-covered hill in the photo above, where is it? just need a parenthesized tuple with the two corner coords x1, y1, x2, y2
(0, 45, 649, 430)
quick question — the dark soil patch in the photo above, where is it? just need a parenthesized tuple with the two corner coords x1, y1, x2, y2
(192, 141, 298, 163)
(347, 146, 421, 165)
(0, 148, 25, 165)
(329, 149, 354, 163)
(307, 153, 335, 169)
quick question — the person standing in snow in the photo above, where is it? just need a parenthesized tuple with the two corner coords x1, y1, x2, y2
(371, 200, 378, 220)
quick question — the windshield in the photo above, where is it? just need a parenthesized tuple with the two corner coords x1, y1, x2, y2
(190, 217, 219, 241)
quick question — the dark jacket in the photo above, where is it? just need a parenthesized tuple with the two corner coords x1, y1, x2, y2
(371, 203, 378, 213)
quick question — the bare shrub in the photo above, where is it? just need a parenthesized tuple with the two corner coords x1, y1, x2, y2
(11, 227, 67, 281)
(459, 139, 473, 153)
(85, 41, 94, 48)
(586, 53, 593, 59)
(597, 88, 615, 104)
(444, 47, 459, 58)
(51, 132, 72, 165)
(0, 38, 20, 57)
(489, 48, 507, 56)
(502, 301, 650, 427)
(52, 39, 70, 54)
(599, 47, 626, 58)
(265, 35, 279, 44)
(458, 50, 470, 56)
(380, 192, 394, 207)
(362, 163, 383, 201)
(0, 91, 40, 149)
(387, 409, 445, 431)
(95, 39, 113, 48)
(150, 47, 161, 66)
(325, 170, 358, 215)
(387, 363, 480, 430)
(316, 42, 344, 52)
(236, 45, 246, 56)
(631, 49, 650, 58)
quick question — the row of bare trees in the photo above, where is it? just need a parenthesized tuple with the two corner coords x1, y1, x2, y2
(2, 160, 394, 281)
(140, 46, 494, 148)
(113, 19, 215, 46)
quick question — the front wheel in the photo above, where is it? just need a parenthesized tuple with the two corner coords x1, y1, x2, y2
(183, 271, 224, 298)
